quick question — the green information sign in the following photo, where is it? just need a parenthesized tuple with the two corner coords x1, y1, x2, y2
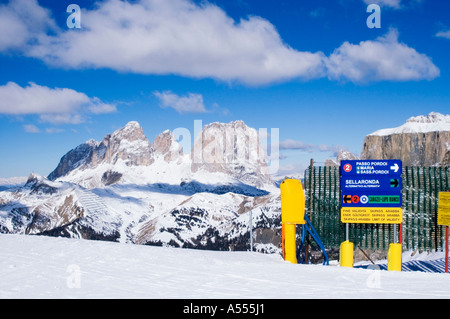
(368, 195, 400, 204)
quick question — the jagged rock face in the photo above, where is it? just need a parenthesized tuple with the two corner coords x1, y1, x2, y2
(152, 130, 183, 162)
(101, 170, 123, 186)
(361, 131, 450, 166)
(48, 121, 153, 181)
(47, 141, 97, 181)
(442, 150, 450, 166)
(191, 120, 271, 187)
(104, 121, 154, 167)
(361, 112, 450, 166)
(47, 120, 273, 189)
(0, 174, 85, 235)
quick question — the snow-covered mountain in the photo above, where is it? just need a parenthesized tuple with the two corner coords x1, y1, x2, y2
(361, 112, 450, 166)
(325, 112, 450, 167)
(369, 112, 450, 136)
(48, 120, 274, 191)
(0, 121, 281, 252)
(48, 121, 159, 188)
(191, 120, 272, 188)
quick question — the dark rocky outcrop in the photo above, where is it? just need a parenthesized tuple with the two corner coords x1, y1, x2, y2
(361, 112, 450, 166)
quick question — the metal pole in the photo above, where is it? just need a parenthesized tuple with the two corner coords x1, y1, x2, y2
(446, 226, 448, 273)
(393, 224, 397, 243)
(446, 190, 449, 273)
(309, 158, 313, 220)
(249, 210, 253, 252)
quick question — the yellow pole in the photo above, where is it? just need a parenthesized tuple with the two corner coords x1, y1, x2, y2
(280, 179, 305, 225)
(387, 243, 402, 271)
(280, 179, 305, 264)
(284, 223, 297, 264)
(340, 240, 354, 267)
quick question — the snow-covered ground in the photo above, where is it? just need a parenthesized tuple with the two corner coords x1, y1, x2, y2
(1, 234, 450, 299)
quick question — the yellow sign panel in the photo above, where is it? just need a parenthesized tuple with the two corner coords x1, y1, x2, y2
(438, 192, 450, 226)
(341, 207, 402, 224)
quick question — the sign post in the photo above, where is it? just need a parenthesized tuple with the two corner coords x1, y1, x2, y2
(446, 226, 449, 274)
(340, 160, 403, 269)
(249, 210, 253, 252)
(438, 191, 450, 273)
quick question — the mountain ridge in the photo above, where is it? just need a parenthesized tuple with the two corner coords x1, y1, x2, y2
(48, 120, 275, 190)
(0, 120, 280, 253)
(361, 112, 450, 166)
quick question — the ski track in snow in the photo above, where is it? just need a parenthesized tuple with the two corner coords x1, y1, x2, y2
(1, 234, 450, 299)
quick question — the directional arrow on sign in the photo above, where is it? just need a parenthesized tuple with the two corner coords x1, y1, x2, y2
(343, 195, 351, 204)
(390, 163, 399, 173)
(390, 179, 400, 188)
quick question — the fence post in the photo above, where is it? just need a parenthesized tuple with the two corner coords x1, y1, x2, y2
(306, 159, 314, 262)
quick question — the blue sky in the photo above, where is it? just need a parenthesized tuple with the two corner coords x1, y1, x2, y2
(0, 0, 449, 178)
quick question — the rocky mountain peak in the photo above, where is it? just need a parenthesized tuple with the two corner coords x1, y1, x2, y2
(369, 112, 450, 136)
(47, 120, 274, 189)
(48, 121, 154, 181)
(191, 120, 271, 187)
(361, 112, 450, 166)
(25, 173, 58, 195)
(152, 130, 183, 163)
(111, 121, 145, 141)
(103, 121, 153, 167)
(406, 112, 450, 124)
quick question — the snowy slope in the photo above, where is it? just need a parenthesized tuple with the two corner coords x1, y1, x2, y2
(1, 234, 450, 299)
(0, 172, 281, 251)
(369, 112, 450, 136)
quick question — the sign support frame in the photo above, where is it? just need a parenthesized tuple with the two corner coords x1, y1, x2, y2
(446, 225, 449, 274)
(340, 159, 403, 270)
(438, 190, 450, 273)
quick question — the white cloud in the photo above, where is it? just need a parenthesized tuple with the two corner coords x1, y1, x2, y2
(326, 28, 440, 83)
(45, 127, 65, 134)
(154, 91, 207, 114)
(0, 0, 440, 85)
(0, 82, 88, 115)
(87, 97, 118, 114)
(0, 0, 56, 51)
(38, 113, 84, 125)
(23, 124, 40, 133)
(363, 0, 402, 9)
(272, 162, 307, 179)
(0, 82, 116, 124)
(278, 139, 344, 155)
(5, 0, 326, 86)
(436, 30, 450, 39)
